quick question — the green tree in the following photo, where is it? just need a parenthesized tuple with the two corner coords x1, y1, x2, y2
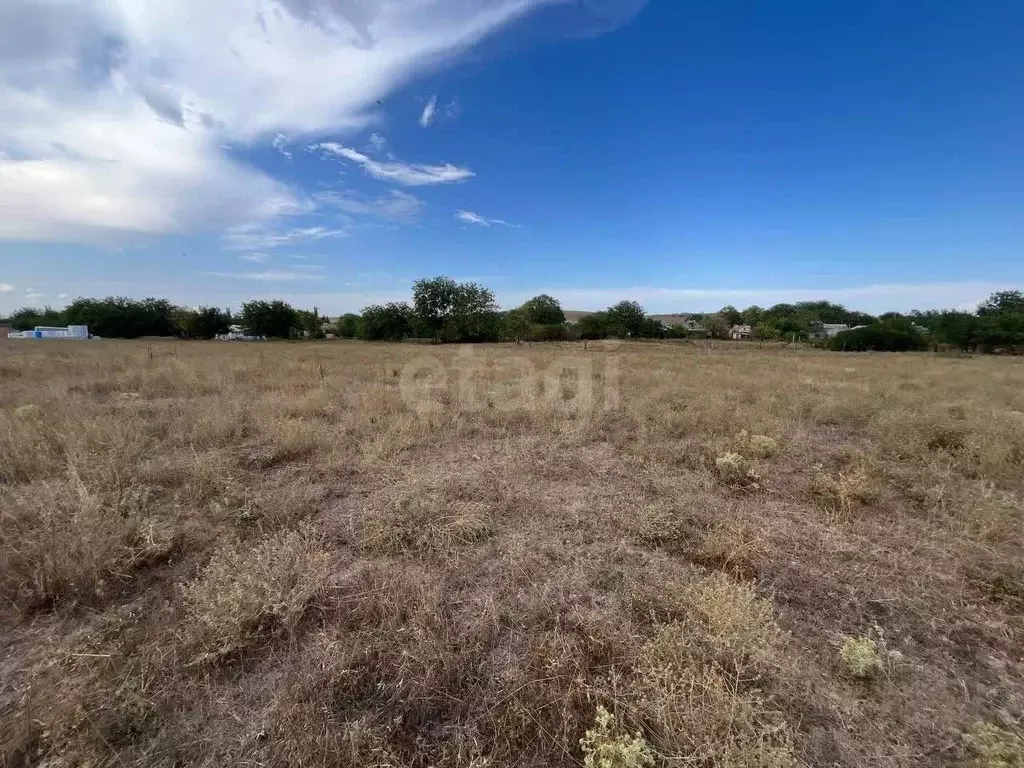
(412, 276, 501, 342)
(298, 306, 326, 339)
(177, 306, 231, 339)
(63, 297, 178, 338)
(238, 300, 300, 339)
(412, 276, 462, 339)
(753, 324, 781, 341)
(702, 313, 729, 339)
(719, 305, 743, 326)
(742, 305, 765, 326)
(8, 306, 66, 331)
(520, 294, 566, 325)
(335, 313, 363, 338)
(360, 302, 414, 341)
(606, 301, 646, 337)
(929, 311, 979, 351)
(576, 312, 611, 340)
(503, 309, 531, 340)
(978, 290, 1024, 316)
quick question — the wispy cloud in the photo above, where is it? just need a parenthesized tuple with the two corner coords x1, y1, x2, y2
(202, 270, 324, 282)
(240, 252, 269, 262)
(314, 143, 474, 186)
(224, 224, 347, 251)
(367, 133, 387, 152)
(419, 95, 438, 127)
(456, 210, 520, 228)
(272, 134, 292, 160)
(0, 283, 14, 293)
(316, 189, 424, 223)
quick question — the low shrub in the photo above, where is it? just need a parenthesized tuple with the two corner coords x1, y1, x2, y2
(828, 323, 927, 352)
(580, 706, 655, 768)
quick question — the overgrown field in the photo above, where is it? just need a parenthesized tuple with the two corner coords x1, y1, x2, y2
(2, 340, 1024, 767)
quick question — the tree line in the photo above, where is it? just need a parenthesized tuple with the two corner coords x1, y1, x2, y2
(3, 298, 327, 340)
(3, 282, 1022, 353)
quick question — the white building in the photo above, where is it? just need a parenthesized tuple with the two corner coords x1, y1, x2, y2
(9, 325, 89, 340)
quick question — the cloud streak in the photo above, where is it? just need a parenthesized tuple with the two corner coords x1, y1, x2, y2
(224, 224, 347, 251)
(456, 210, 520, 227)
(419, 95, 438, 127)
(316, 190, 424, 223)
(316, 143, 474, 186)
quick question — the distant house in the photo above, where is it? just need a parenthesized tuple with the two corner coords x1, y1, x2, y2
(810, 323, 850, 340)
(661, 317, 706, 333)
(216, 324, 262, 341)
(730, 324, 753, 340)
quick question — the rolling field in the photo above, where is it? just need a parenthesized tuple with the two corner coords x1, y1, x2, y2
(2, 339, 1023, 767)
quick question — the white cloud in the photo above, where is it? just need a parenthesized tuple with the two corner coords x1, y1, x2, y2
(456, 209, 519, 227)
(203, 270, 324, 282)
(0, 283, 14, 293)
(499, 281, 1011, 315)
(368, 133, 387, 152)
(0, 0, 558, 243)
(240, 252, 269, 262)
(224, 224, 347, 251)
(57, 293, 68, 299)
(315, 143, 474, 186)
(24, 292, 45, 303)
(420, 95, 438, 127)
(317, 189, 424, 222)
(272, 133, 293, 160)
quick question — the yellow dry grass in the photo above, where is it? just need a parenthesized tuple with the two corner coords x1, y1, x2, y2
(1, 339, 1023, 767)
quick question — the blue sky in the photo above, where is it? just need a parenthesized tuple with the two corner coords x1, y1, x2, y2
(1, 0, 1022, 315)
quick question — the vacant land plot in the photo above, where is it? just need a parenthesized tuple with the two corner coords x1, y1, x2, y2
(1, 340, 1023, 767)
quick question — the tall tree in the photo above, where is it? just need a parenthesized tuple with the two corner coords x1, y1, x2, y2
(606, 301, 646, 337)
(978, 290, 1024, 316)
(335, 313, 363, 339)
(176, 306, 231, 339)
(360, 302, 414, 341)
(238, 300, 300, 339)
(719, 305, 743, 326)
(520, 294, 566, 325)
(412, 276, 501, 342)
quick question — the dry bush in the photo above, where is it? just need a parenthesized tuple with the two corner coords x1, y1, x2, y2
(809, 457, 874, 515)
(965, 721, 1024, 768)
(839, 636, 883, 680)
(734, 429, 780, 459)
(0, 477, 174, 610)
(358, 491, 494, 556)
(715, 451, 761, 487)
(617, 501, 695, 549)
(580, 706, 654, 768)
(633, 622, 797, 767)
(182, 526, 332, 659)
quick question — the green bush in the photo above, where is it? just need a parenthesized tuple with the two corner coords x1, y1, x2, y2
(828, 323, 927, 352)
(529, 323, 571, 342)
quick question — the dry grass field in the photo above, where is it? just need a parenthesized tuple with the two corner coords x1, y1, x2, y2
(2, 339, 1024, 767)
